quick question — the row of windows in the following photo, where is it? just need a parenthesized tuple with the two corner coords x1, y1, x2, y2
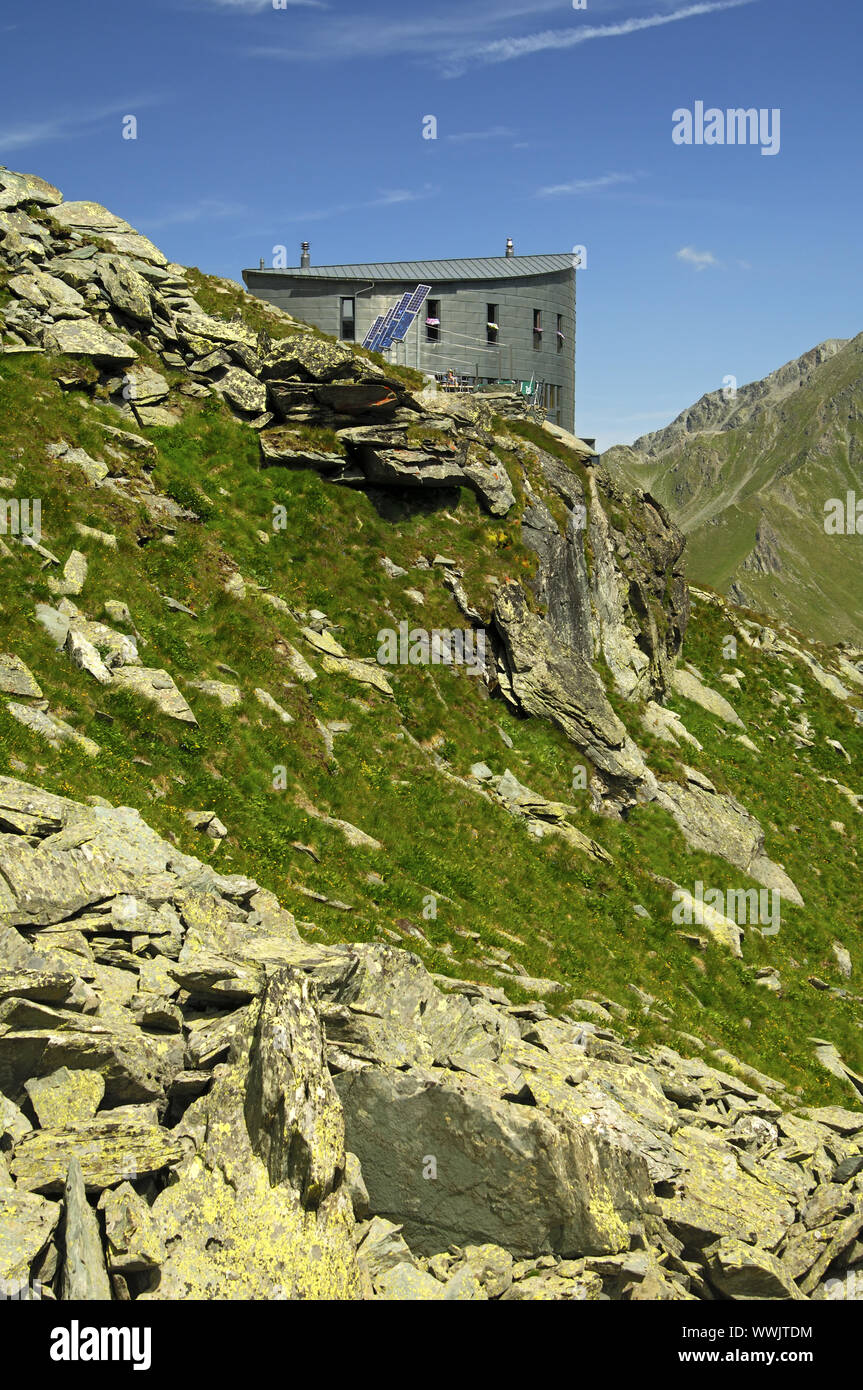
(338, 296, 567, 351)
(428, 301, 566, 351)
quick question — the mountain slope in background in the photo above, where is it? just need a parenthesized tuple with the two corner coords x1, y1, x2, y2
(603, 336, 863, 644)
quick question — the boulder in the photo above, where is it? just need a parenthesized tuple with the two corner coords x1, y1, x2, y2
(98, 1181, 165, 1273)
(24, 1067, 105, 1128)
(0, 654, 43, 699)
(493, 581, 650, 799)
(110, 667, 197, 723)
(336, 1063, 652, 1257)
(672, 667, 745, 728)
(95, 257, 153, 322)
(44, 319, 138, 365)
(6, 703, 100, 757)
(218, 367, 267, 415)
(262, 336, 359, 383)
(142, 974, 361, 1300)
(0, 1187, 60, 1286)
(11, 1116, 186, 1192)
(0, 169, 63, 210)
(64, 628, 114, 684)
(704, 1236, 805, 1299)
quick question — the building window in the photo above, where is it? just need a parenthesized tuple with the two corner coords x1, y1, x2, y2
(340, 297, 355, 341)
(556, 313, 564, 352)
(533, 309, 542, 350)
(426, 299, 441, 342)
(487, 304, 499, 345)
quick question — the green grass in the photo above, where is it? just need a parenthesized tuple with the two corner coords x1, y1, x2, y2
(1, 304, 862, 1107)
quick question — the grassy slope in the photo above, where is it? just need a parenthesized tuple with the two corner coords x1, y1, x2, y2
(1, 307, 862, 1106)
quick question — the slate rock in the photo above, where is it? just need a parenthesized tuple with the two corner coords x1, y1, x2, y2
(336, 1063, 652, 1258)
(24, 1067, 105, 1129)
(0, 1187, 60, 1286)
(59, 1157, 111, 1300)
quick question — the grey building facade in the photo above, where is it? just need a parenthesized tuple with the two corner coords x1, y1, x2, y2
(242, 246, 577, 431)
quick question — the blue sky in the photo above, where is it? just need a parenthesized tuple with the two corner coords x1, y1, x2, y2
(1, 0, 860, 449)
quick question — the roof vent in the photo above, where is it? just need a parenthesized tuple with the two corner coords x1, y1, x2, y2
(300, 241, 311, 269)
(505, 238, 514, 258)
(259, 258, 265, 270)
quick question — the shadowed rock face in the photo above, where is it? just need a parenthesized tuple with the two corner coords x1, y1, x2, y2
(584, 467, 689, 702)
(495, 440, 688, 751)
(492, 581, 653, 808)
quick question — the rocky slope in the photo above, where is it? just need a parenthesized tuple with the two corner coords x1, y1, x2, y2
(603, 336, 863, 644)
(2, 774, 863, 1303)
(1, 164, 863, 1300)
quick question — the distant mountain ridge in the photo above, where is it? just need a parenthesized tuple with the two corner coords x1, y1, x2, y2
(603, 334, 863, 643)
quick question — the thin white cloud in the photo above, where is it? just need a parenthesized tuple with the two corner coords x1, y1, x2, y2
(244, 0, 580, 64)
(676, 245, 720, 270)
(538, 171, 642, 196)
(143, 199, 247, 230)
(0, 98, 160, 155)
(281, 185, 438, 224)
(446, 126, 515, 144)
(457, 0, 757, 71)
(205, 0, 327, 8)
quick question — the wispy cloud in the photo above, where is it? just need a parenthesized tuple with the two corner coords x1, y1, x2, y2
(0, 98, 160, 155)
(143, 199, 247, 230)
(538, 171, 642, 197)
(279, 184, 438, 224)
(449, 0, 757, 73)
(244, 0, 580, 65)
(203, 0, 327, 8)
(676, 245, 720, 270)
(241, 0, 756, 76)
(446, 126, 515, 144)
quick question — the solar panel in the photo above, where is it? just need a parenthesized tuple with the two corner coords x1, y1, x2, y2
(405, 283, 432, 313)
(362, 314, 385, 350)
(379, 293, 413, 349)
(367, 305, 398, 354)
(390, 310, 416, 343)
(364, 286, 434, 352)
(391, 286, 434, 342)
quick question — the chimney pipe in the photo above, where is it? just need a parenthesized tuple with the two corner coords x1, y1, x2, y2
(300, 241, 311, 269)
(259, 258, 265, 270)
(505, 237, 514, 258)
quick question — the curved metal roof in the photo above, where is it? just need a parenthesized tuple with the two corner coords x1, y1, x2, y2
(244, 254, 574, 282)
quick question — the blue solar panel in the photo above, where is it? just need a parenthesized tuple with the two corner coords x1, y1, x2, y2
(389, 286, 433, 342)
(362, 314, 385, 349)
(390, 312, 412, 342)
(405, 284, 432, 313)
(368, 305, 398, 353)
(391, 310, 420, 342)
(379, 294, 412, 349)
(364, 287, 433, 352)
